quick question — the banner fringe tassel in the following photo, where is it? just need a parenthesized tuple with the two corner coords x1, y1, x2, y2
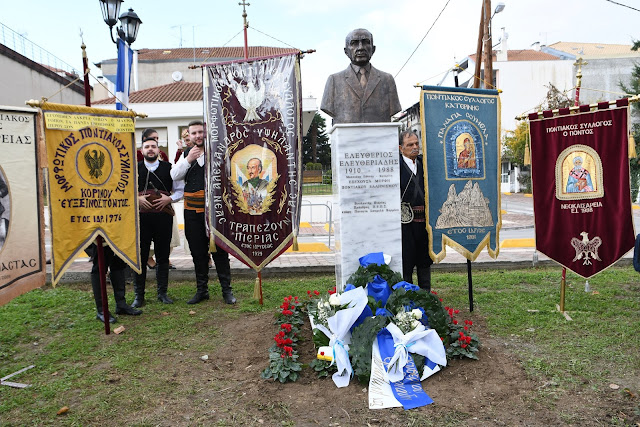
(629, 133, 637, 159)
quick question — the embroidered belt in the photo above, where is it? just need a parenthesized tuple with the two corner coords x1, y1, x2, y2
(184, 190, 205, 213)
(411, 205, 425, 222)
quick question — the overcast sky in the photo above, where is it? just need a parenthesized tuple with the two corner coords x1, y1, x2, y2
(3, 0, 639, 114)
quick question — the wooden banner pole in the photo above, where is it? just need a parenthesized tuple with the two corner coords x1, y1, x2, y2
(82, 43, 109, 334)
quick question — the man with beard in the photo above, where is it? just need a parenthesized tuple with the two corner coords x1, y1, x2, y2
(131, 134, 184, 308)
(399, 130, 433, 291)
(171, 120, 236, 304)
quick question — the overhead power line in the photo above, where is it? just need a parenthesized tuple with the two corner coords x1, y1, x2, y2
(604, 0, 640, 12)
(394, 0, 454, 78)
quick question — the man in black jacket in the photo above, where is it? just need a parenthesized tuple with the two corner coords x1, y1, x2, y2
(170, 120, 236, 304)
(399, 130, 433, 291)
(132, 135, 184, 307)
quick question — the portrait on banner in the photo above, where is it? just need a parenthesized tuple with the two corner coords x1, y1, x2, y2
(0, 168, 10, 251)
(555, 144, 603, 200)
(230, 145, 278, 216)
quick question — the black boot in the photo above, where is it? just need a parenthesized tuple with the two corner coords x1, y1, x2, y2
(214, 251, 236, 304)
(112, 269, 142, 315)
(417, 266, 432, 293)
(96, 311, 117, 323)
(156, 261, 173, 304)
(92, 271, 117, 323)
(187, 269, 209, 304)
(131, 276, 146, 308)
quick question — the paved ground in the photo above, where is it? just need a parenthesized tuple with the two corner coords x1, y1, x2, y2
(46, 193, 638, 283)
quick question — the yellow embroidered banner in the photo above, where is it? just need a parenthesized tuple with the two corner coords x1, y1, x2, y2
(42, 103, 140, 285)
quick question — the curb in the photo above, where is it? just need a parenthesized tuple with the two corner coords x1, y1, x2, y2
(45, 258, 634, 284)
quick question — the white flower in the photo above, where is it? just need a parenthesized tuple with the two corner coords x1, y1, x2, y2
(329, 293, 341, 306)
(411, 309, 423, 320)
(324, 301, 331, 308)
(411, 320, 421, 329)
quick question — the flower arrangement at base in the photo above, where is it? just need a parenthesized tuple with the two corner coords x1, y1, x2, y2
(261, 296, 304, 383)
(260, 253, 481, 408)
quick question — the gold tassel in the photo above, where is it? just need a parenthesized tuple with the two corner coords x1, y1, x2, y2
(524, 140, 531, 166)
(209, 234, 217, 253)
(292, 236, 299, 251)
(253, 274, 261, 299)
(629, 133, 637, 159)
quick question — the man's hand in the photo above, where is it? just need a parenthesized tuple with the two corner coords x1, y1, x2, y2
(138, 194, 152, 210)
(151, 193, 173, 210)
(186, 146, 203, 163)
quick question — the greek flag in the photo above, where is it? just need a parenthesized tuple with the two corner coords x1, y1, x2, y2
(115, 38, 133, 111)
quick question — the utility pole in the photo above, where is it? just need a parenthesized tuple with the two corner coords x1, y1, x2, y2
(482, 0, 493, 89)
(473, 1, 485, 88)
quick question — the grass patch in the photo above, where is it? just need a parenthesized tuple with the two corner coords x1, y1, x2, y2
(0, 266, 638, 425)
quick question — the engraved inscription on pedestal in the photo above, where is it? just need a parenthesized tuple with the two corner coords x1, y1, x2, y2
(330, 123, 402, 288)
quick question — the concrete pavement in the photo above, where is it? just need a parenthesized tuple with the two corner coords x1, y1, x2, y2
(45, 193, 638, 283)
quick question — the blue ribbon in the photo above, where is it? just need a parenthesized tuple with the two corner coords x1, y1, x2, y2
(359, 252, 386, 267)
(377, 329, 433, 409)
(367, 275, 391, 306)
(392, 281, 420, 292)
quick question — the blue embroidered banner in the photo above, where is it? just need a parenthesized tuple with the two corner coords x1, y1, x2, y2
(420, 86, 501, 262)
(377, 328, 433, 409)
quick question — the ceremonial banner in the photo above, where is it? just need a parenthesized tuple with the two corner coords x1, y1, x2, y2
(204, 53, 302, 271)
(0, 106, 45, 305)
(421, 86, 501, 262)
(42, 103, 140, 285)
(529, 101, 635, 278)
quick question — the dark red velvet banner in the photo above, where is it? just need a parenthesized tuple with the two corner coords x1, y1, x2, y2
(204, 54, 302, 271)
(529, 105, 635, 278)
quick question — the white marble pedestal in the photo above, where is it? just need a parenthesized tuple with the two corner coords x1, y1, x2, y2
(330, 123, 402, 289)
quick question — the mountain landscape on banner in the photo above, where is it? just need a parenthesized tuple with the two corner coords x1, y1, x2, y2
(435, 181, 494, 229)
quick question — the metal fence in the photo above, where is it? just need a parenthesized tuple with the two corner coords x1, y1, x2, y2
(302, 170, 333, 195)
(0, 22, 80, 76)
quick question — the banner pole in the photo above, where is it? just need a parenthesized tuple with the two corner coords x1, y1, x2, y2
(467, 260, 474, 312)
(83, 43, 110, 335)
(258, 271, 263, 306)
(240, 1, 250, 60)
(96, 236, 110, 335)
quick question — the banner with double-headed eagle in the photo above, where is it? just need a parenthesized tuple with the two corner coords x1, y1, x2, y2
(204, 53, 302, 271)
(42, 103, 140, 285)
(0, 106, 45, 306)
(529, 101, 636, 278)
(421, 86, 501, 262)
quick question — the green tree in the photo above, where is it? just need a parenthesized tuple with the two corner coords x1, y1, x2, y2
(502, 120, 529, 165)
(302, 113, 331, 167)
(619, 46, 640, 201)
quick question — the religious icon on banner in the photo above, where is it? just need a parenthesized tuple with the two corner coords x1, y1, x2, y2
(444, 122, 484, 179)
(555, 144, 603, 200)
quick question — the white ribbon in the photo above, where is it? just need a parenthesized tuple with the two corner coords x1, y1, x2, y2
(314, 286, 368, 388)
(384, 322, 447, 383)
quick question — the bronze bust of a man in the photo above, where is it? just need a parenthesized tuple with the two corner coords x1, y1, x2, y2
(321, 28, 402, 124)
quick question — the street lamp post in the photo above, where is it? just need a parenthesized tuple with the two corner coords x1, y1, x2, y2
(93, 0, 142, 334)
(99, 0, 142, 46)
